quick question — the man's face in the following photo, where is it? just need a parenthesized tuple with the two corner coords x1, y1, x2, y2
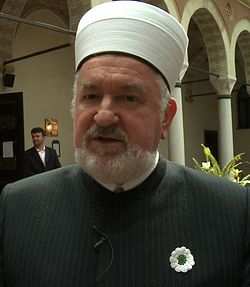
(74, 54, 176, 153)
(73, 54, 176, 184)
(31, 132, 45, 148)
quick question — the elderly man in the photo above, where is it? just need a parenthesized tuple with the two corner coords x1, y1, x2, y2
(0, 1, 249, 287)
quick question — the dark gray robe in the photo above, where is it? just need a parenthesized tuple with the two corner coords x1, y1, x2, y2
(0, 157, 249, 286)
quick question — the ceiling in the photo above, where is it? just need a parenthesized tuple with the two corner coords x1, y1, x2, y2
(0, 0, 77, 65)
(0, 0, 69, 23)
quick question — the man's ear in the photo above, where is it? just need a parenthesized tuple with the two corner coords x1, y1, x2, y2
(161, 98, 177, 139)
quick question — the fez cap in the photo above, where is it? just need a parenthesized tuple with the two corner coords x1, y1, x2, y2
(75, 1, 188, 93)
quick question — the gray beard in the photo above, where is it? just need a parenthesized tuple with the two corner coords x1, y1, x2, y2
(75, 144, 156, 185)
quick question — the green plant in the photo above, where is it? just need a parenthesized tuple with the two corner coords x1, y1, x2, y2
(192, 144, 250, 186)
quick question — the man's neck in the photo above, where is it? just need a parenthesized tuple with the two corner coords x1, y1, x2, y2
(35, 144, 45, 151)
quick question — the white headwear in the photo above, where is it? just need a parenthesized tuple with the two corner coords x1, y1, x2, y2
(75, 1, 188, 93)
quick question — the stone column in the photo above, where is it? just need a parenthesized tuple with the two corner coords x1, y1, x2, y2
(0, 61, 4, 92)
(168, 57, 188, 165)
(168, 83, 185, 165)
(210, 74, 236, 166)
(247, 84, 250, 96)
(90, 0, 110, 7)
(217, 95, 234, 166)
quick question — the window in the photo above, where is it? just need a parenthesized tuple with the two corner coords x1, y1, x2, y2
(204, 130, 218, 160)
(237, 84, 250, 129)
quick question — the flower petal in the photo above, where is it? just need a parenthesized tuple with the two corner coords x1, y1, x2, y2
(169, 246, 195, 273)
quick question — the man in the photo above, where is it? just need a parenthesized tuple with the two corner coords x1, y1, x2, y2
(23, 127, 61, 177)
(0, 1, 249, 286)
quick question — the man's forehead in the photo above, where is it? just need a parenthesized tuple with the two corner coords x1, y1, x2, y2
(81, 53, 151, 68)
(79, 54, 159, 79)
(32, 133, 43, 136)
(80, 79, 146, 94)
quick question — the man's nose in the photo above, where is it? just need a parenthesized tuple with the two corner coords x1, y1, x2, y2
(94, 97, 119, 127)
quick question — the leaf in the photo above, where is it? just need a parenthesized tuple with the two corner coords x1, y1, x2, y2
(221, 153, 245, 178)
(192, 158, 202, 171)
(241, 174, 250, 181)
(238, 180, 250, 187)
(201, 144, 221, 175)
(193, 145, 250, 186)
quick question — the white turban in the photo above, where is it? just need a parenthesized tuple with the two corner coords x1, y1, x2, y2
(75, 1, 188, 93)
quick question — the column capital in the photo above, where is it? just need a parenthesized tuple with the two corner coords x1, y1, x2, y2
(217, 94, 231, 100)
(175, 82, 182, 88)
(209, 74, 236, 95)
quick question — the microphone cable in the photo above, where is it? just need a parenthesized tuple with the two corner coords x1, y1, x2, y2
(92, 225, 114, 282)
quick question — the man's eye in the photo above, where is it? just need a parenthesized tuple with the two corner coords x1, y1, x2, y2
(120, 95, 138, 102)
(126, 96, 137, 101)
(82, 94, 99, 101)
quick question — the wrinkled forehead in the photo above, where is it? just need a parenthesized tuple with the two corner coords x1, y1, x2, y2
(79, 53, 158, 75)
(77, 54, 163, 94)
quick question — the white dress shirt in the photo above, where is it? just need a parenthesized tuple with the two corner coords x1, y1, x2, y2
(36, 147, 46, 166)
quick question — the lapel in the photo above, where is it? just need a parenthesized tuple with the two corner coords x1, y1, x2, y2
(45, 147, 49, 167)
(32, 146, 45, 167)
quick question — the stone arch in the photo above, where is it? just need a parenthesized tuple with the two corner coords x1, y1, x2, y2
(162, 0, 180, 20)
(181, 0, 232, 79)
(68, 0, 91, 32)
(231, 19, 250, 85)
(21, 1, 69, 27)
(0, 0, 73, 66)
(0, 0, 28, 62)
(192, 10, 227, 76)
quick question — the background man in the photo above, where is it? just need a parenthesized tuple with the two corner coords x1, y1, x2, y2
(0, 1, 249, 286)
(23, 127, 61, 177)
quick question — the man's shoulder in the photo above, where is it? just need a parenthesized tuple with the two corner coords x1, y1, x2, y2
(24, 146, 36, 153)
(2, 164, 82, 198)
(0, 165, 85, 222)
(165, 159, 247, 198)
(45, 146, 56, 153)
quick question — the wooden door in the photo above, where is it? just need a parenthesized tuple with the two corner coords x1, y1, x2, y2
(0, 92, 24, 191)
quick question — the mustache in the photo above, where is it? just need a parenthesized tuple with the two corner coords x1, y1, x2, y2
(84, 124, 129, 143)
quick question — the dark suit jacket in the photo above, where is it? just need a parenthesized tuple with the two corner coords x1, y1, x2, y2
(0, 158, 249, 286)
(23, 146, 61, 177)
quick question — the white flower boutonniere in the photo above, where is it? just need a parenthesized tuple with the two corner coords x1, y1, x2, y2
(169, 246, 195, 273)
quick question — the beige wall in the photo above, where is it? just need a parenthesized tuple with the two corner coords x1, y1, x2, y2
(182, 81, 219, 167)
(10, 9, 75, 166)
